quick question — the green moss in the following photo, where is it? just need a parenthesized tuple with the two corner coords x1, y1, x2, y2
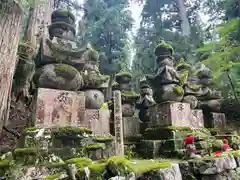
(100, 103, 109, 110)
(115, 71, 132, 78)
(66, 157, 92, 168)
(187, 83, 201, 91)
(23, 127, 39, 133)
(93, 136, 114, 143)
(86, 144, 105, 151)
(52, 126, 92, 137)
(54, 64, 79, 80)
(45, 162, 67, 168)
(14, 148, 37, 156)
(173, 85, 184, 95)
(212, 139, 224, 151)
(106, 156, 171, 175)
(112, 82, 119, 87)
(155, 42, 173, 51)
(42, 173, 65, 180)
(0, 160, 11, 168)
(167, 126, 192, 131)
(176, 59, 191, 70)
(121, 90, 140, 98)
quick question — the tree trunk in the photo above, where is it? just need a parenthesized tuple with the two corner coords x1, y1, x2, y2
(0, 1, 23, 132)
(23, 0, 54, 52)
(13, 0, 54, 102)
(176, 0, 191, 36)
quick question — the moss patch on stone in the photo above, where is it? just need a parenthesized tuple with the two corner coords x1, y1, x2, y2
(13, 148, 37, 156)
(106, 156, 171, 175)
(100, 103, 109, 110)
(42, 173, 65, 180)
(173, 85, 184, 95)
(52, 126, 92, 137)
(65, 157, 92, 169)
(121, 90, 140, 98)
(0, 160, 11, 168)
(86, 144, 105, 151)
(23, 127, 39, 133)
(115, 71, 132, 78)
(54, 64, 80, 80)
(93, 136, 114, 143)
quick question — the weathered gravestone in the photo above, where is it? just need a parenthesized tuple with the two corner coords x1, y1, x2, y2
(113, 90, 124, 156)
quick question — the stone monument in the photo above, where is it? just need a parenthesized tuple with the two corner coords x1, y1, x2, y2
(194, 64, 226, 128)
(31, 9, 110, 135)
(110, 71, 140, 138)
(136, 78, 155, 133)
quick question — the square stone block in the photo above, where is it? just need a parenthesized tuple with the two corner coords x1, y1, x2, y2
(123, 117, 140, 138)
(33, 88, 85, 128)
(204, 112, 226, 128)
(190, 109, 204, 128)
(148, 102, 191, 127)
(85, 109, 110, 135)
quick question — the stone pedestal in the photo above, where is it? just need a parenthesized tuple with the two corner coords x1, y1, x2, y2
(33, 88, 85, 128)
(148, 102, 191, 127)
(85, 108, 110, 135)
(32, 88, 110, 135)
(190, 109, 204, 128)
(122, 117, 140, 137)
(204, 112, 226, 128)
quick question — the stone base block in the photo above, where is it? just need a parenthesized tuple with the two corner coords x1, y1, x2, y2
(32, 88, 85, 128)
(190, 110, 204, 128)
(32, 88, 110, 135)
(138, 140, 162, 159)
(148, 102, 192, 127)
(85, 109, 110, 135)
(143, 126, 192, 140)
(204, 112, 226, 128)
(201, 170, 237, 180)
(123, 117, 140, 138)
(190, 155, 237, 175)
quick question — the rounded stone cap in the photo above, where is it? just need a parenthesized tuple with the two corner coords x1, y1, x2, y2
(51, 9, 76, 25)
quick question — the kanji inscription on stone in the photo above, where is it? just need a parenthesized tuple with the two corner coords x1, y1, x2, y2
(113, 90, 124, 156)
(34, 88, 85, 128)
(149, 102, 191, 127)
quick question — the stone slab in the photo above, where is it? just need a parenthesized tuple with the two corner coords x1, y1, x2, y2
(123, 117, 140, 138)
(148, 102, 192, 127)
(34, 88, 85, 128)
(190, 109, 204, 128)
(190, 155, 237, 175)
(85, 108, 110, 135)
(204, 112, 226, 128)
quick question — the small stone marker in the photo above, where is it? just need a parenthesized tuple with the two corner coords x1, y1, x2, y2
(113, 90, 124, 156)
